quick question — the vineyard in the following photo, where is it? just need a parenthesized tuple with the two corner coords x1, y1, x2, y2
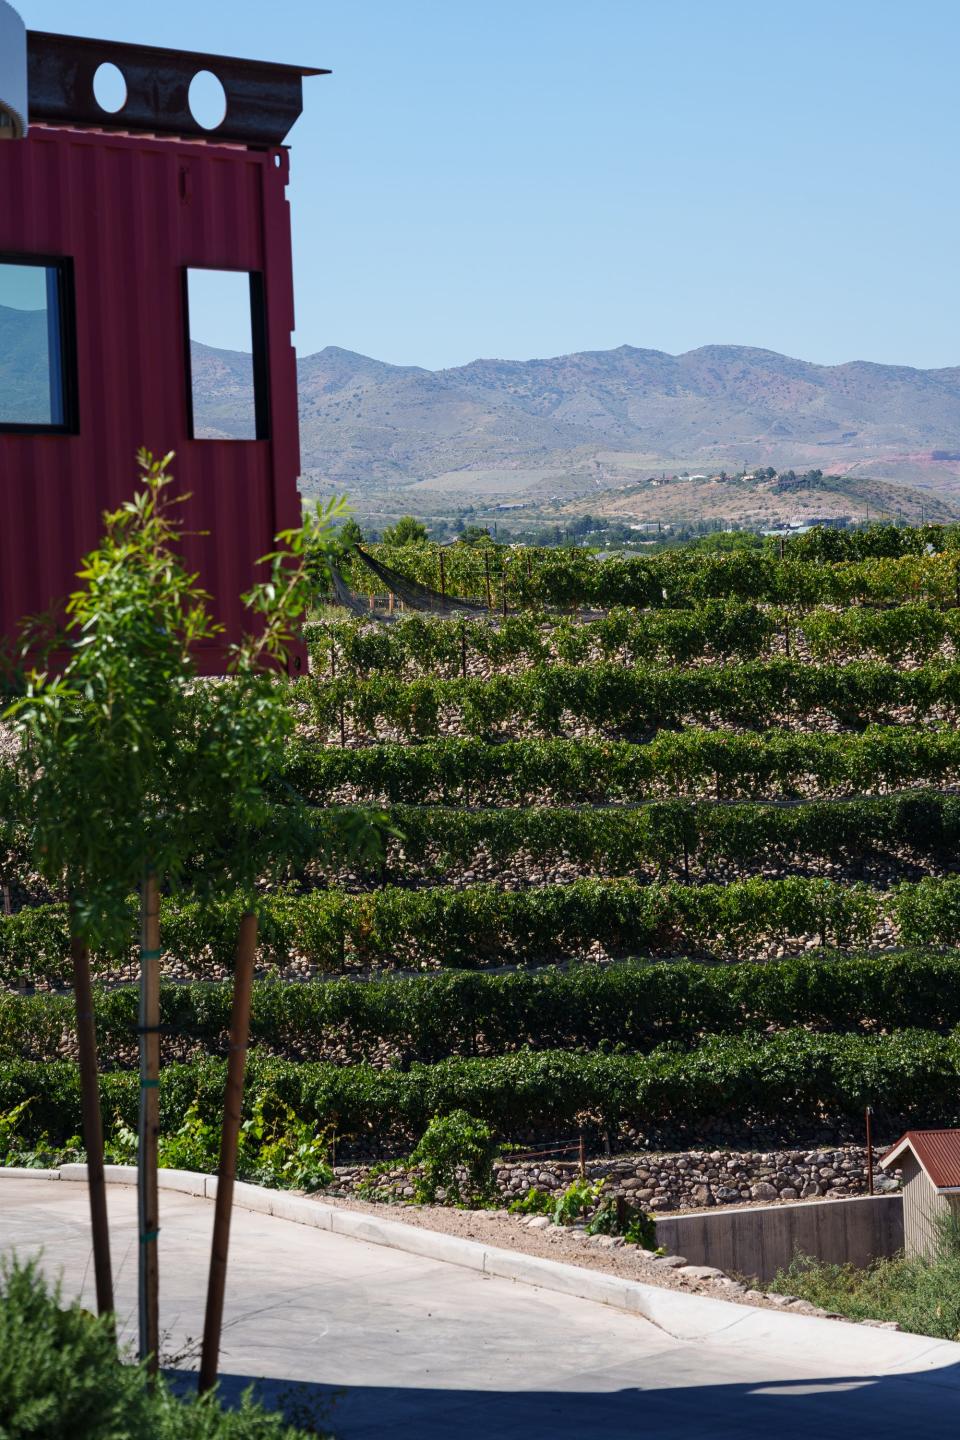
(5, 530, 960, 1161)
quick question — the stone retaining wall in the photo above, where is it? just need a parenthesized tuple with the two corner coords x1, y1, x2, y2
(333, 1143, 902, 1211)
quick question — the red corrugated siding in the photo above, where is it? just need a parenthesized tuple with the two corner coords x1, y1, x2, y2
(884, 1130, 960, 1188)
(910, 1131, 960, 1189)
(0, 125, 305, 674)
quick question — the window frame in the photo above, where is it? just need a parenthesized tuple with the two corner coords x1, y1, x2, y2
(0, 253, 79, 436)
(181, 267, 271, 442)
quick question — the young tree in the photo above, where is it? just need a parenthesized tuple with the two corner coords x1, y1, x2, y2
(382, 515, 428, 546)
(6, 451, 380, 1378)
(6, 453, 222, 1339)
(457, 524, 493, 546)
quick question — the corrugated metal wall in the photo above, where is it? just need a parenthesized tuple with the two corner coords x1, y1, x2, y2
(901, 1154, 960, 1257)
(0, 124, 304, 672)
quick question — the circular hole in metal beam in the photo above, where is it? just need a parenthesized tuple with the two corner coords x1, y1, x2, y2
(188, 70, 227, 131)
(92, 61, 128, 115)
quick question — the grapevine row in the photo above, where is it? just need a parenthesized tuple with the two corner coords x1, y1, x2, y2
(5, 949, 960, 1068)
(281, 727, 960, 805)
(298, 660, 960, 739)
(337, 544, 960, 609)
(371, 790, 960, 877)
(3, 1028, 958, 1150)
(306, 601, 960, 676)
(7, 874, 960, 985)
(784, 522, 960, 562)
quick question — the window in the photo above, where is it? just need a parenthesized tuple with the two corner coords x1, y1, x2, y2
(183, 268, 269, 441)
(0, 257, 77, 432)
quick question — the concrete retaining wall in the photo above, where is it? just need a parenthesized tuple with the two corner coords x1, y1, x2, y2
(655, 1194, 903, 1283)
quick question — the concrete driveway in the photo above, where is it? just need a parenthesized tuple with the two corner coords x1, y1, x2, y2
(1, 1177, 958, 1439)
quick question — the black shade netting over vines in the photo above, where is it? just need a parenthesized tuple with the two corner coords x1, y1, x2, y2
(349, 546, 488, 616)
(329, 563, 376, 617)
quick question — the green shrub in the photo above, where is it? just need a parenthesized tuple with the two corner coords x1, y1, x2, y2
(352, 790, 960, 884)
(552, 1177, 605, 1226)
(769, 1212, 960, 1341)
(0, 1258, 321, 1438)
(0, 1090, 332, 1194)
(508, 1186, 555, 1216)
(408, 1110, 499, 1206)
(509, 1179, 657, 1247)
(337, 543, 959, 610)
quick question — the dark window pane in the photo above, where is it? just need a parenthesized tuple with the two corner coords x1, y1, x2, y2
(186, 268, 268, 441)
(0, 261, 67, 428)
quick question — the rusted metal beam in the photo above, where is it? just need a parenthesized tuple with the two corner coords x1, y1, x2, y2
(27, 31, 328, 147)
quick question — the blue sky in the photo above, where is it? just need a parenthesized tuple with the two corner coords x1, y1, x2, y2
(16, 0, 960, 369)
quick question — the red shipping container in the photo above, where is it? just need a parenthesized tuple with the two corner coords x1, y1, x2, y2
(0, 29, 324, 673)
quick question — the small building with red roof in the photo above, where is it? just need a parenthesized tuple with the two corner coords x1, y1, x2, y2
(879, 1130, 960, 1259)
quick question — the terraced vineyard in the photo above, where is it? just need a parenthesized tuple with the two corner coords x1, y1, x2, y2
(5, 528, 960, 1162)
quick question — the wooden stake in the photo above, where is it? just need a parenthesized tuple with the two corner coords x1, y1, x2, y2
(484, 551, 492, 611)
(199, 911, 258, 1394)
(439, 549, 446, 600)
(138, 872, 161, 1375)
(71, 928, 114, 1324)
(501, 558, 508, 617)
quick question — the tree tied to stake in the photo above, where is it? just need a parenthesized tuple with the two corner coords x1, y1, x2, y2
(4, 450, 383, 1379)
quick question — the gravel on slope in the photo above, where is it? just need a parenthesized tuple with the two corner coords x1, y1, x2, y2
(307, 1191, 850, 1322)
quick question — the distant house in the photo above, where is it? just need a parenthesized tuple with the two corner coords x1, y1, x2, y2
(879, 1130, 960, 1258)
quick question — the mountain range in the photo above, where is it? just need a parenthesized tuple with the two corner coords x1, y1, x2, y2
(281, 341, 960, 481)
(7, 298, 960, 525)
(275, 341, 960, 524)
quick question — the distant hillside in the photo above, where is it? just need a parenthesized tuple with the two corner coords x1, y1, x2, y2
(0, 304, 53, 423)
(8, 310, 960, 522)
(272, 342, 960, 520)
(286, 341, 960, 488)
